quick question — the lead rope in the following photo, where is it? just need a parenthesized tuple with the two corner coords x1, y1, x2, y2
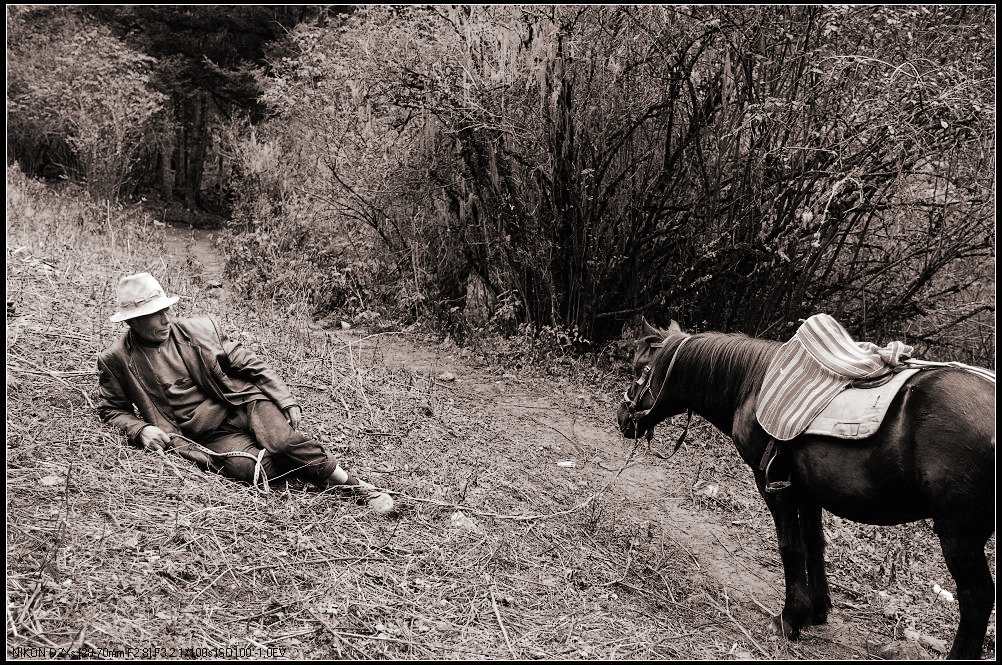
(646, 408, 692, 461)
(166, 433, 271, 494)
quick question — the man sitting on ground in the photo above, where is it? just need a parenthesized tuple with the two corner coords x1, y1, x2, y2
(96, 272, 393, 514)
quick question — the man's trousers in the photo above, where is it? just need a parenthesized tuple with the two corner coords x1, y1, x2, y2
(200, 400, 341, 487)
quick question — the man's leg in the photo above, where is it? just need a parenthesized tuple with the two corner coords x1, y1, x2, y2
(243, 400, 394, 513)
(199, 427, 277, 487)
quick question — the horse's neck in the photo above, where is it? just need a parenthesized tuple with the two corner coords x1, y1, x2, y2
(675, 334, 776, 437)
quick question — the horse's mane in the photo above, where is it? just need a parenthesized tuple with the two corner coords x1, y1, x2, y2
(656, 331, 780, 420)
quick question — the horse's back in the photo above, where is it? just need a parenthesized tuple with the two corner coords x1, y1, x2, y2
(905, 367, 994, 453)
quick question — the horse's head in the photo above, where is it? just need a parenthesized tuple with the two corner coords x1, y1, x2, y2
(617, 317, 687, 438)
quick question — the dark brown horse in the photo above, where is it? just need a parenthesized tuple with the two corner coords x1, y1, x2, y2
(616, 319, 995, 659)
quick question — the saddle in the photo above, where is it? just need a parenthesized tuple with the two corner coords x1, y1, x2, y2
(757, 314, 916, 441)
(758, 341, 995, 492)
(759, 366, 920, 492)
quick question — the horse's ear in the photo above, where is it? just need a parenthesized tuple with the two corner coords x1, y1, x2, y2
(641, 316, 660, 338)
(668, 320, 683, 335)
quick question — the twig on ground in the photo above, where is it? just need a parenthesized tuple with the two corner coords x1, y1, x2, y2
(705, 590, 769, 658)
(288, 382, 329, 391)
(527, 415, 582, 452)
(490, 583, 518, 658)
(602, 550, 634, 587)
(306, 609, 370, 659)
(8, 357, 95, 408)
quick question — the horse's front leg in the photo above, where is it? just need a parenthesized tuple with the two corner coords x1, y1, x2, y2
(755, 470, 812, 639)
(798, 501, 833, 625)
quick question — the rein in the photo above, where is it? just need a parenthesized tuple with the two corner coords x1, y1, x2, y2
(622, 335, 693, 460)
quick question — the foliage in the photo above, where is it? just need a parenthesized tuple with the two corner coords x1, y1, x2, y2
(84, 6, 328, 210)
(225, 5, 993, 363)
(7, 6, 326, 213)
(6, 6, 993, 362)
(7, 8, 168, 200)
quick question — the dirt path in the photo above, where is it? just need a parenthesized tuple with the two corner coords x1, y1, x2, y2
(163, 225, 226, 279)
(346, 332, 879, 660)
(162, 224, 229, 302)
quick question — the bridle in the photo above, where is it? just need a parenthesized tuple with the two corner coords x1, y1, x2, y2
(622, 334, 693, 459)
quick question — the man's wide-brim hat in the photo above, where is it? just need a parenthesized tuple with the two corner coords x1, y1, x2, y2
(109, 272, 179, 323)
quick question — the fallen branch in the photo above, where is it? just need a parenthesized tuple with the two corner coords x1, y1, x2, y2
(489, 583, 518, 658)
(8, 358, 95, 408)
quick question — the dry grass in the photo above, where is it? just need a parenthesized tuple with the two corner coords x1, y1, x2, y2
(4, 171, 739, 660)
(6, 168, 995, 660)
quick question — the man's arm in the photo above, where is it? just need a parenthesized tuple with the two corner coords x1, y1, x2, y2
(96, 354, 159, 444)
(210, 320, 298, 411)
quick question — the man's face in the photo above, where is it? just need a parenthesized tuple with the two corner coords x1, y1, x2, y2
(127, 308, 171, 343)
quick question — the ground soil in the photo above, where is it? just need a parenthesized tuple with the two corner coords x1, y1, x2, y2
(6, 215, 994, 660)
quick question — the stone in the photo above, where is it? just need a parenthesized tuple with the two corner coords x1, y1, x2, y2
(449, 511, 479, 531)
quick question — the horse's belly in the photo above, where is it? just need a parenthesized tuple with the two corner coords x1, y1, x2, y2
(819, 501, 930, 526)
(793, 439, 934, 525)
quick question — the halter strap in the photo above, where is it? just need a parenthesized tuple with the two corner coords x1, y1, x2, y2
(634, 335, 691, 419)
(624, 335, 694, 461)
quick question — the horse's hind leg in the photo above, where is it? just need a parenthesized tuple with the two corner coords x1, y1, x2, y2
(935, 523, 993, 660)
(756, 470, 812, 639)
(799, 501, 832, 625)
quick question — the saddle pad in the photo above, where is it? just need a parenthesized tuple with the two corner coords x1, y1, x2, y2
(803, 368, 920, 439)
(756, 314, 913, 441)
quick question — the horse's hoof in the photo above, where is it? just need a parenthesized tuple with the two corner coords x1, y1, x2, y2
(770, 613, 801, 640)
(810, 598, 833, 625)
(805, 604, 829, 624)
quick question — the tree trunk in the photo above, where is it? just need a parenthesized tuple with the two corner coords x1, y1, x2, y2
(159, 131, 175, 199)
(174, 91, 210, 208)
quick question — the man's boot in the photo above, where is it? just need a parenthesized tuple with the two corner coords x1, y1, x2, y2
(331, 465, 395, 515)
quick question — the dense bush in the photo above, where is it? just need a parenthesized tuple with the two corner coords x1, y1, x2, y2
(222, 6, 993, 363)
(6, 6, 993, 363)
(7, 7, 168, 200)
(7, 6, 319, 218)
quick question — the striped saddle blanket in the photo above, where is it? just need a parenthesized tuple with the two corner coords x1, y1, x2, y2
(756, 314, 994, 441)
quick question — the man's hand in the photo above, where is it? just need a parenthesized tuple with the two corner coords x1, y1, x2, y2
(138, 425, 171, 452)
(284, 405, 302, 430)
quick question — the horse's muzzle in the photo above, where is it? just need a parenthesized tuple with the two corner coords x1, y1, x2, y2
(617, 404, 646, 439)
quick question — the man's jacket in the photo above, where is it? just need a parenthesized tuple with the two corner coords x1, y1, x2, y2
(97, 317, 297, 466)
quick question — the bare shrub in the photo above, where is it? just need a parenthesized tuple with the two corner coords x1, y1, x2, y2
(226, 6, 993, 362)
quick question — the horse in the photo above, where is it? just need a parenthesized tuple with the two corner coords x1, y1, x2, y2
(616, 318, 995, 660)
